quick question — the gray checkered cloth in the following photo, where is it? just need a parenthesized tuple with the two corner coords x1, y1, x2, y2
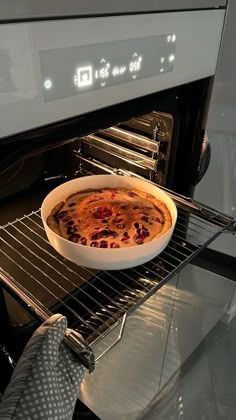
(0, 314, 84, 420)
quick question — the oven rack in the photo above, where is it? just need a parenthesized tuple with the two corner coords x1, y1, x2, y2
(0, 177, 235, 372)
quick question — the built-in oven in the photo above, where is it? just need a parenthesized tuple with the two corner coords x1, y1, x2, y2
(0, 1, 236, 418)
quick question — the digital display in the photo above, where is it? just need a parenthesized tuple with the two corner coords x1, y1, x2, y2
(40, 34, 176, 102)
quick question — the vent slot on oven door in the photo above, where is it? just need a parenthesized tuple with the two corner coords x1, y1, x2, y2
(74, 111, 173, 186)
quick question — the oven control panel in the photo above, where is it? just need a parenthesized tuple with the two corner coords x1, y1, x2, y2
(0, 10, 224, 138)
(40, 34, 176, 102)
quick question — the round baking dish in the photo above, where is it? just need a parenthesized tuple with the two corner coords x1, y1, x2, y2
(41, 175, 177, 270)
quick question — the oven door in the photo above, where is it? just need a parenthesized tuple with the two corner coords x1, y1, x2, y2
(78, 258, 236, 420)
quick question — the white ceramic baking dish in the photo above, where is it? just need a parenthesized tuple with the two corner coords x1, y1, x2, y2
(41, 175, 177, 270)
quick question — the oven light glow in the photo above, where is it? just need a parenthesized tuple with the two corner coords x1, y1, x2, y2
(44, 79, 53, 89)
(169, 54, 175, 62)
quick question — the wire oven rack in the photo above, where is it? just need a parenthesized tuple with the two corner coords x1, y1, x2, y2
(0, 170, 235, 371)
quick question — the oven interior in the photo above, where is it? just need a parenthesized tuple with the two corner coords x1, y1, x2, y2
(0, 83, 235, 373)
(74, 110, 173, 186)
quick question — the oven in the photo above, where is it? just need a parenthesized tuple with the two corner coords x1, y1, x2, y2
(0, 1, 236, 418)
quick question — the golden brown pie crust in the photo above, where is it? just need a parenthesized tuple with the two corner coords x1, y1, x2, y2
(47, 188, 172, 248)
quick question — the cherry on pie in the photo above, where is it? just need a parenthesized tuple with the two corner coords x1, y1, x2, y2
(47, 188, 172, 248)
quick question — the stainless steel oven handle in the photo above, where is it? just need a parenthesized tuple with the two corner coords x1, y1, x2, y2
(95, 312, 127, 364)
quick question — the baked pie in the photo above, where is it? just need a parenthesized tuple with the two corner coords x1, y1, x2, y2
(47, 188, 172, 248)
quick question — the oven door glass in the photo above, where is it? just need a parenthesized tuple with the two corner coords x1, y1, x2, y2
(79, 261, 236, 420)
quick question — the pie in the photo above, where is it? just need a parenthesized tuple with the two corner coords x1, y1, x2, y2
(47, 188, 172, 248)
